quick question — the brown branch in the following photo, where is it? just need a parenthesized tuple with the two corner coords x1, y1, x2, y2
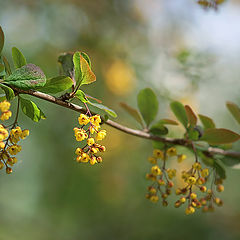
(12, 87, 240, 159)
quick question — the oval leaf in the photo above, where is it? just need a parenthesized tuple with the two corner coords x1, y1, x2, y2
(137, 88, 158, 127)
(38, 76, 73, 94)
(3, 56, 12, 75)
(20, 97, 46, 122)
(185, 105, 197, 127)
(12, 47, 27, 68)
(5, 64, 46, 90)
(0, 26, 4, 54)
(226, 101, 240, 125)
(0, 83, 15, 101)
(150, 124, 168, 136)
(75, 90, 88, 103)
(198, 114, 215, 129)
(89, 101, 117, 118)
(157, 119, 178, 126)
(201, 128, 240, 145)
(170, 101, 188, 128)
(58, 52, 74, 79)
(120, 102, 144, 127)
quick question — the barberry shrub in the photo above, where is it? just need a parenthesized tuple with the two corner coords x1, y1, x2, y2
(0, 23, 240, 215)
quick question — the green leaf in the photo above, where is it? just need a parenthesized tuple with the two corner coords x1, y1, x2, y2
(226, 101, 240, 125)
(0, 63, 4, 73)
(198, 151, 214, 167)
(198, 114, 215, 129)
(75, 90, 88, 103)
(89, 101, 117, 118)
(12, 47, 27, 68)
(219, 156, 240, 167)
(38, 76, 73, 94)
(2, 56, 11, 75)
(0, 83, 15, 101)
(5, 64, 46, 90)
(157, 119, 178, 126)
(150, 123, 168, 136)
(137, 88, 158, 127)
(214, 159, 226, 179)
(58, 52, 74, 78)
(152, 141, 165, 150)
(20, 97, 46, 122)
(187, 128, 199, 141)
(120, 102, 144, 128)
(80, 52, 91, 68)
(73, 51, 96, 86)
(201, 128, 240, 145)
(170, 101, 188, 128)
(185, 105, 197, 127)
(0, 26, 4, 54)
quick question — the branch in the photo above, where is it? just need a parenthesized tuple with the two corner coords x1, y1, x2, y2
(12, 87, 240, 159)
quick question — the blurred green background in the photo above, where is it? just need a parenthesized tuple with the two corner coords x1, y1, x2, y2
(1, 0, 240, 239)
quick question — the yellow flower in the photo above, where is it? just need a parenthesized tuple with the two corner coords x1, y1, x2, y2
(0, 141, 5, 149)
(0, 127, 8, 141)
(151, 165, 162, 176)
(0, 161, 4, 169)
(193, 162, 201, 170)
(20, 129, 29, 139)
(87, 138, 95, 146)
(90, 157, 97, 165)
(74, 129, 88, 141)
(96, 156, 103, 163)
(177, 154, 186, 163)
(0, 111, 12, 121)
(148, 156, 157, 164)
(201, 168, 209, 178)
(153, 149, 164, 159)
(167, 147, 177, 156)
(78, 114, 90, 125)
(150, 195, 159, 203)
(96, 130, 106, 141)
(0, 100, 11, 112)
(91, 147, 98, 154)
(80, 153, 90, 163)
(187, 176, 196, 185)
(185, 206, 195, 215)
(167, 169, 176, 179)
(75, 148, 82, 155)
(7, 145, 21, 155)
(90, 115, 101, 126)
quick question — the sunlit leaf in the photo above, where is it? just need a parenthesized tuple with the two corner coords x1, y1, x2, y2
(120, 102, 144, 127)
(89, 101, 117, 118)
(38, 76, 73, 94)
(0, 83, 15, 101)
(201, 128, 240, 145)
(157, 119, 178, 126)
(137, 88, 158, 127)
(185, 105, 197, 127)
(198, 114, 215, 129)
(5, 64, 46, 90)
(75, 90, 88, 103)
(170, 101, 188, 128)
(12, 47, 27, 68)
(226, 101, 240, 125)
(20, 97, 46, 122)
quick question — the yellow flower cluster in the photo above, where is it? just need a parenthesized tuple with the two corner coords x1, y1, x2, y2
(146, 147, 224, 215)
(146, 147, 177, 206)
(74, 114, 106, 165)
(175, 161, 224, 214)
(0, 101, 29, 174)
(0, 100, 12, 121)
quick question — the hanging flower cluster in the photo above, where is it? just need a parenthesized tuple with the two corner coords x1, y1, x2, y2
(73, 113, 106, 165)
(146, 147, 224, 215)
(0, 100, 29, 174)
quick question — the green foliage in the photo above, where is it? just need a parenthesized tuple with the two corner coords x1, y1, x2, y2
(5, 64, 46, 90)
(74, 90, 89, 103)
(3, 56, 11, 75)
(89, 101, 117, 118)
(170, 101, 188, 128)
(12, 47, 27, 69)
(214, 159, 226, 179)
(0, 83, 15, 101)
(120, 102, 144, 127)
(38, 76, 73, 94)
(150, 123, 168, 136)
(157, 119, 178, 126)
(0, 26, 4, 54)
(0, 63, 4, 73)
(198, 114, 215, 129)
(58, 52, 74, 78)
(226, 101, 240, 125)
(137, 88, 158, 127)
(185, 105, 197, 128)
(20, 97, 46, 122)
(201, 128, 240, 145)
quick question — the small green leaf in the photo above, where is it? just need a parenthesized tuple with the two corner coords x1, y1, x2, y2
(198, 114, 215, 129)
(152, 141, 165, 150)
(120, 102, 144, 128)
(201, 128, 240, 145)
(12, 47, 27, 68)
(150, 124, 168, 136)
(198, 151, 214, 167)
(185, 105, 197, 127)
(170, 101, 188, 128)
(38, 76, 73, 94)
(0, 83, 15, 101)
(157, 119, 178, 126)
(89, 101, 117, 118)
(214, 159, 226, 179)
(75, 90, 88, 103)
(5, 64, 46, 90)
(187, 128, 199, 141)
(0, 63, 4, 73)
(219, 156, 240, 167)
(226, 101, 240, 125)
(58, 52, 74, 78)
(81, 52, 91, 68)
(137, 88, 158, 127)
(0, 26, 4, 54)
(20, 97, 46, 122)
(2, 56, 11, 75)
